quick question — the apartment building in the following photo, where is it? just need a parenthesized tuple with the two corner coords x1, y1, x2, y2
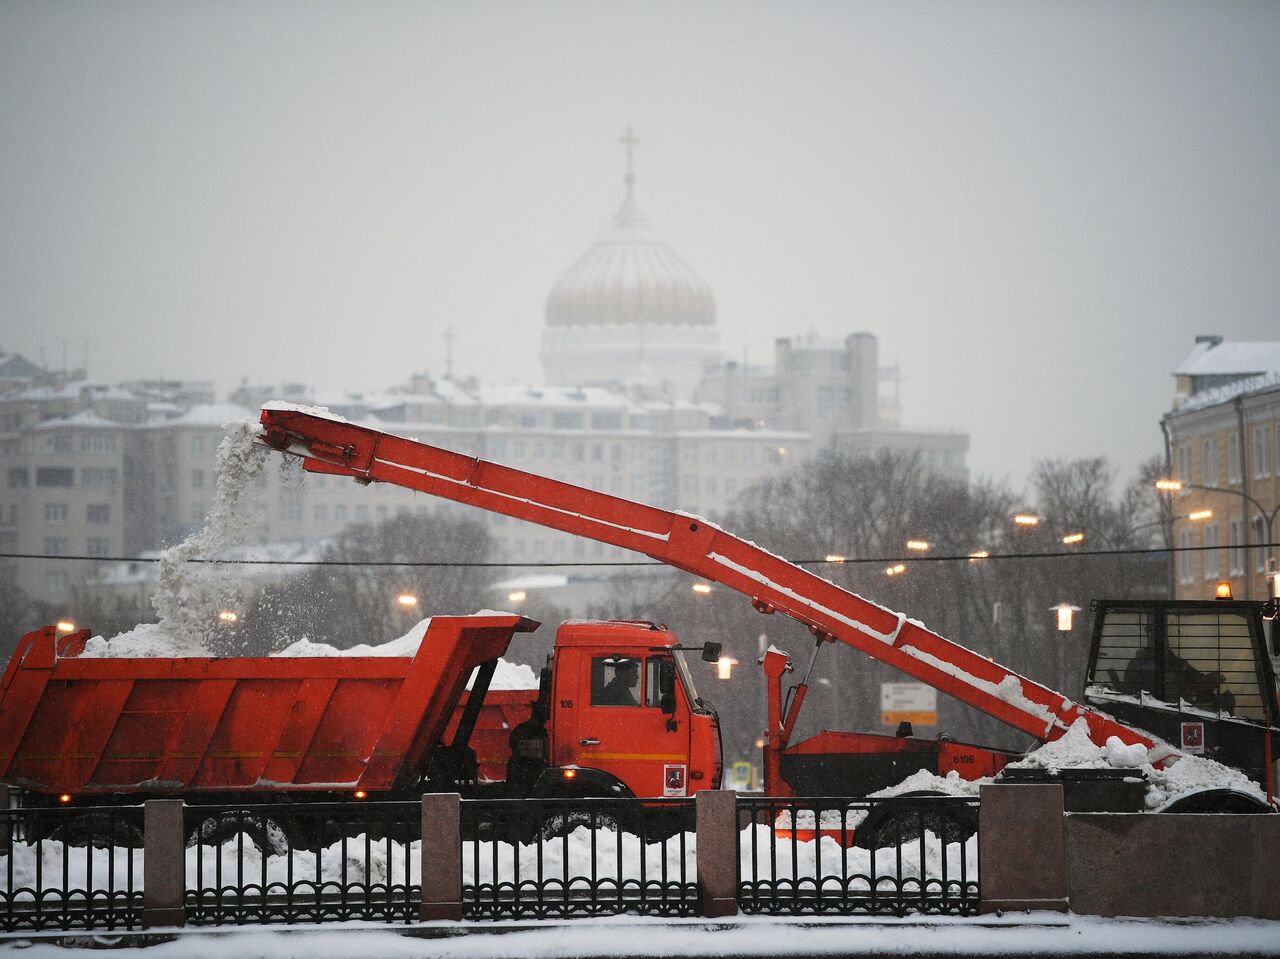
(1163, 336, 1280, 601)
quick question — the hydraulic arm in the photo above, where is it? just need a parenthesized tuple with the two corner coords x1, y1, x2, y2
(258, 404, 1170, 760)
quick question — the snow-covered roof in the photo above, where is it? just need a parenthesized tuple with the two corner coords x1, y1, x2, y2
(158, 402, 255, 427)
(1174, 339, 1280, 377)
(1170, 370, 1280, 415)
(34, 409, 125, 430)
(475, 384, 634, 409)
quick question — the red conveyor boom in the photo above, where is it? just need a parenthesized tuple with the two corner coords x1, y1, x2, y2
(258, 405, 1165, 757)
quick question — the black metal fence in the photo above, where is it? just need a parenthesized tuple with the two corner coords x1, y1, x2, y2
(0, 804, 144, 932)
(184, 801, 421, 924)
(459, 798, 697, 918)
(0, 794, 982, 929)
(737, 796, 980, 916)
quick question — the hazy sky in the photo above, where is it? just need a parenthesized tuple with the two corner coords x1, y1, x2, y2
(3, 1, 1278, 488)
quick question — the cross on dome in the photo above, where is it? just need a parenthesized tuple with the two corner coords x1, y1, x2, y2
(620, 125, 639, 197)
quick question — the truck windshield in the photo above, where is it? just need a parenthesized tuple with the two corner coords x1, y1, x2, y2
(673, 650, 702, 707)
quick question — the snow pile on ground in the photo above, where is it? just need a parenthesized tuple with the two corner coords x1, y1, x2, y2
(2, 822, 971, 900)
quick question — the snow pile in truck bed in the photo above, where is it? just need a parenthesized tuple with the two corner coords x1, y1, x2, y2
(81, 614, 539, 689)
(271, 615, 538, 689)
(1005, 718, 1148, 772)
(807, 719, 1268, 816)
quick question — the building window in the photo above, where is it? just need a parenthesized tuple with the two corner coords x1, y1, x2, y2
(44, 537, 69, 556)
(592, 413, 622, 430)
(1202, 524, 1219, 580)
(82, 467, 119, 488)
(7, 468, 28, 488)
(192, 469, 205, 489)
(86, 537, 110, 557)
(44, 503, 68, 525)
(1176, 445, 1191, 489)
(1254, 516, 1268, 574)
(1202, 439, 1217, 487)
(1253, 426, 1271, 480)
(36, 467, 74, 487)
(314, 503, 327, 522)
(81, 434, 116, 454)
(1227, 433, 1241, 485)
(552, 412, 583, 430)
(355, 505, 369, 522)
(87, 504, 110, 524)
(192, 435, 205, 454)
(335, 505, 347, 521)
(1229, 519, 1245, 576)
(46, 570, 69, 594)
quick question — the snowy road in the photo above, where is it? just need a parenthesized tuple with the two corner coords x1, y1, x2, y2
(3, 914, 1280, 958)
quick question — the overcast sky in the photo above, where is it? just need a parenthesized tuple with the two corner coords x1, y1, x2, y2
(3, 1, 1278, 488)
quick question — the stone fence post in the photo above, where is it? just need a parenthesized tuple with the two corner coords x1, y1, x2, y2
(695, 789, 738, 917)
(142, 799, 186, 928)
(978, 783, 1067, 914)
(420, 792, 463, 920)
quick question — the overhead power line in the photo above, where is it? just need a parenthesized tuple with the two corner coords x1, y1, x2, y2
(1, 542, 1275, 569)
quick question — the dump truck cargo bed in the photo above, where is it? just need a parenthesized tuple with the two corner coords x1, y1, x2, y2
(0, 615, 537, 797)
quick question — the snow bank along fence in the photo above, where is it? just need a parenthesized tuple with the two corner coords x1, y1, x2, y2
(0, 788, 985, 930)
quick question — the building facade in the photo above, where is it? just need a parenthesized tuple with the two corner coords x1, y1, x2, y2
(2, 137, 969, 607)
(1162, 336, 1280, 601)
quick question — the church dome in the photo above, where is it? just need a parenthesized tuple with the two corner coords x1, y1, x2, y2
(545, 157, 716, 329)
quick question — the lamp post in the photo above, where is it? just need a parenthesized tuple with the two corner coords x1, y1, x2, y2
(1156, 479, 1280, 600)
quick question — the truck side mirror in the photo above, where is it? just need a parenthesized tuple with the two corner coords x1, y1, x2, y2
(659, 659, 676, 714)
(700, 641, 722, 663)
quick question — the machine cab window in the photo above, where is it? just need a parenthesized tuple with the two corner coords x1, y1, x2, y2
(590, 656, 642, 707)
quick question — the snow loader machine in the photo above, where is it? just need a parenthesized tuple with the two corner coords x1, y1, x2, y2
(254, 406, 1279, 816)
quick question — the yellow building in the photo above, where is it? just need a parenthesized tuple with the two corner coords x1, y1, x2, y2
(1162, 336, 1280, 601)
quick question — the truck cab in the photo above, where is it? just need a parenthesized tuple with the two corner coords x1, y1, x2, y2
(529, 621, 722, 798)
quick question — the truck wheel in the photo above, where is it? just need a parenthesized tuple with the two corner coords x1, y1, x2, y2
(1156, 788, 1273, 814)
(853, 791, 978, 850)
(50, 812, 145, 849)
(186, 811, 293, 856)
(539, 806, 625, 841)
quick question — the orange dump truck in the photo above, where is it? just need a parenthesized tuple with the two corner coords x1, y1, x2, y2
(0, 613, 722, 808)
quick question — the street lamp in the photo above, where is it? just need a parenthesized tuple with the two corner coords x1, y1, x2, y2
(906, 539, 930, 552)
(396, 593, 419, 608)
(55, 620, 76, 634)
(1050, 603, 1082, 632)
(1013, 514, 1041, 527)
(692, 583, 713, 595)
